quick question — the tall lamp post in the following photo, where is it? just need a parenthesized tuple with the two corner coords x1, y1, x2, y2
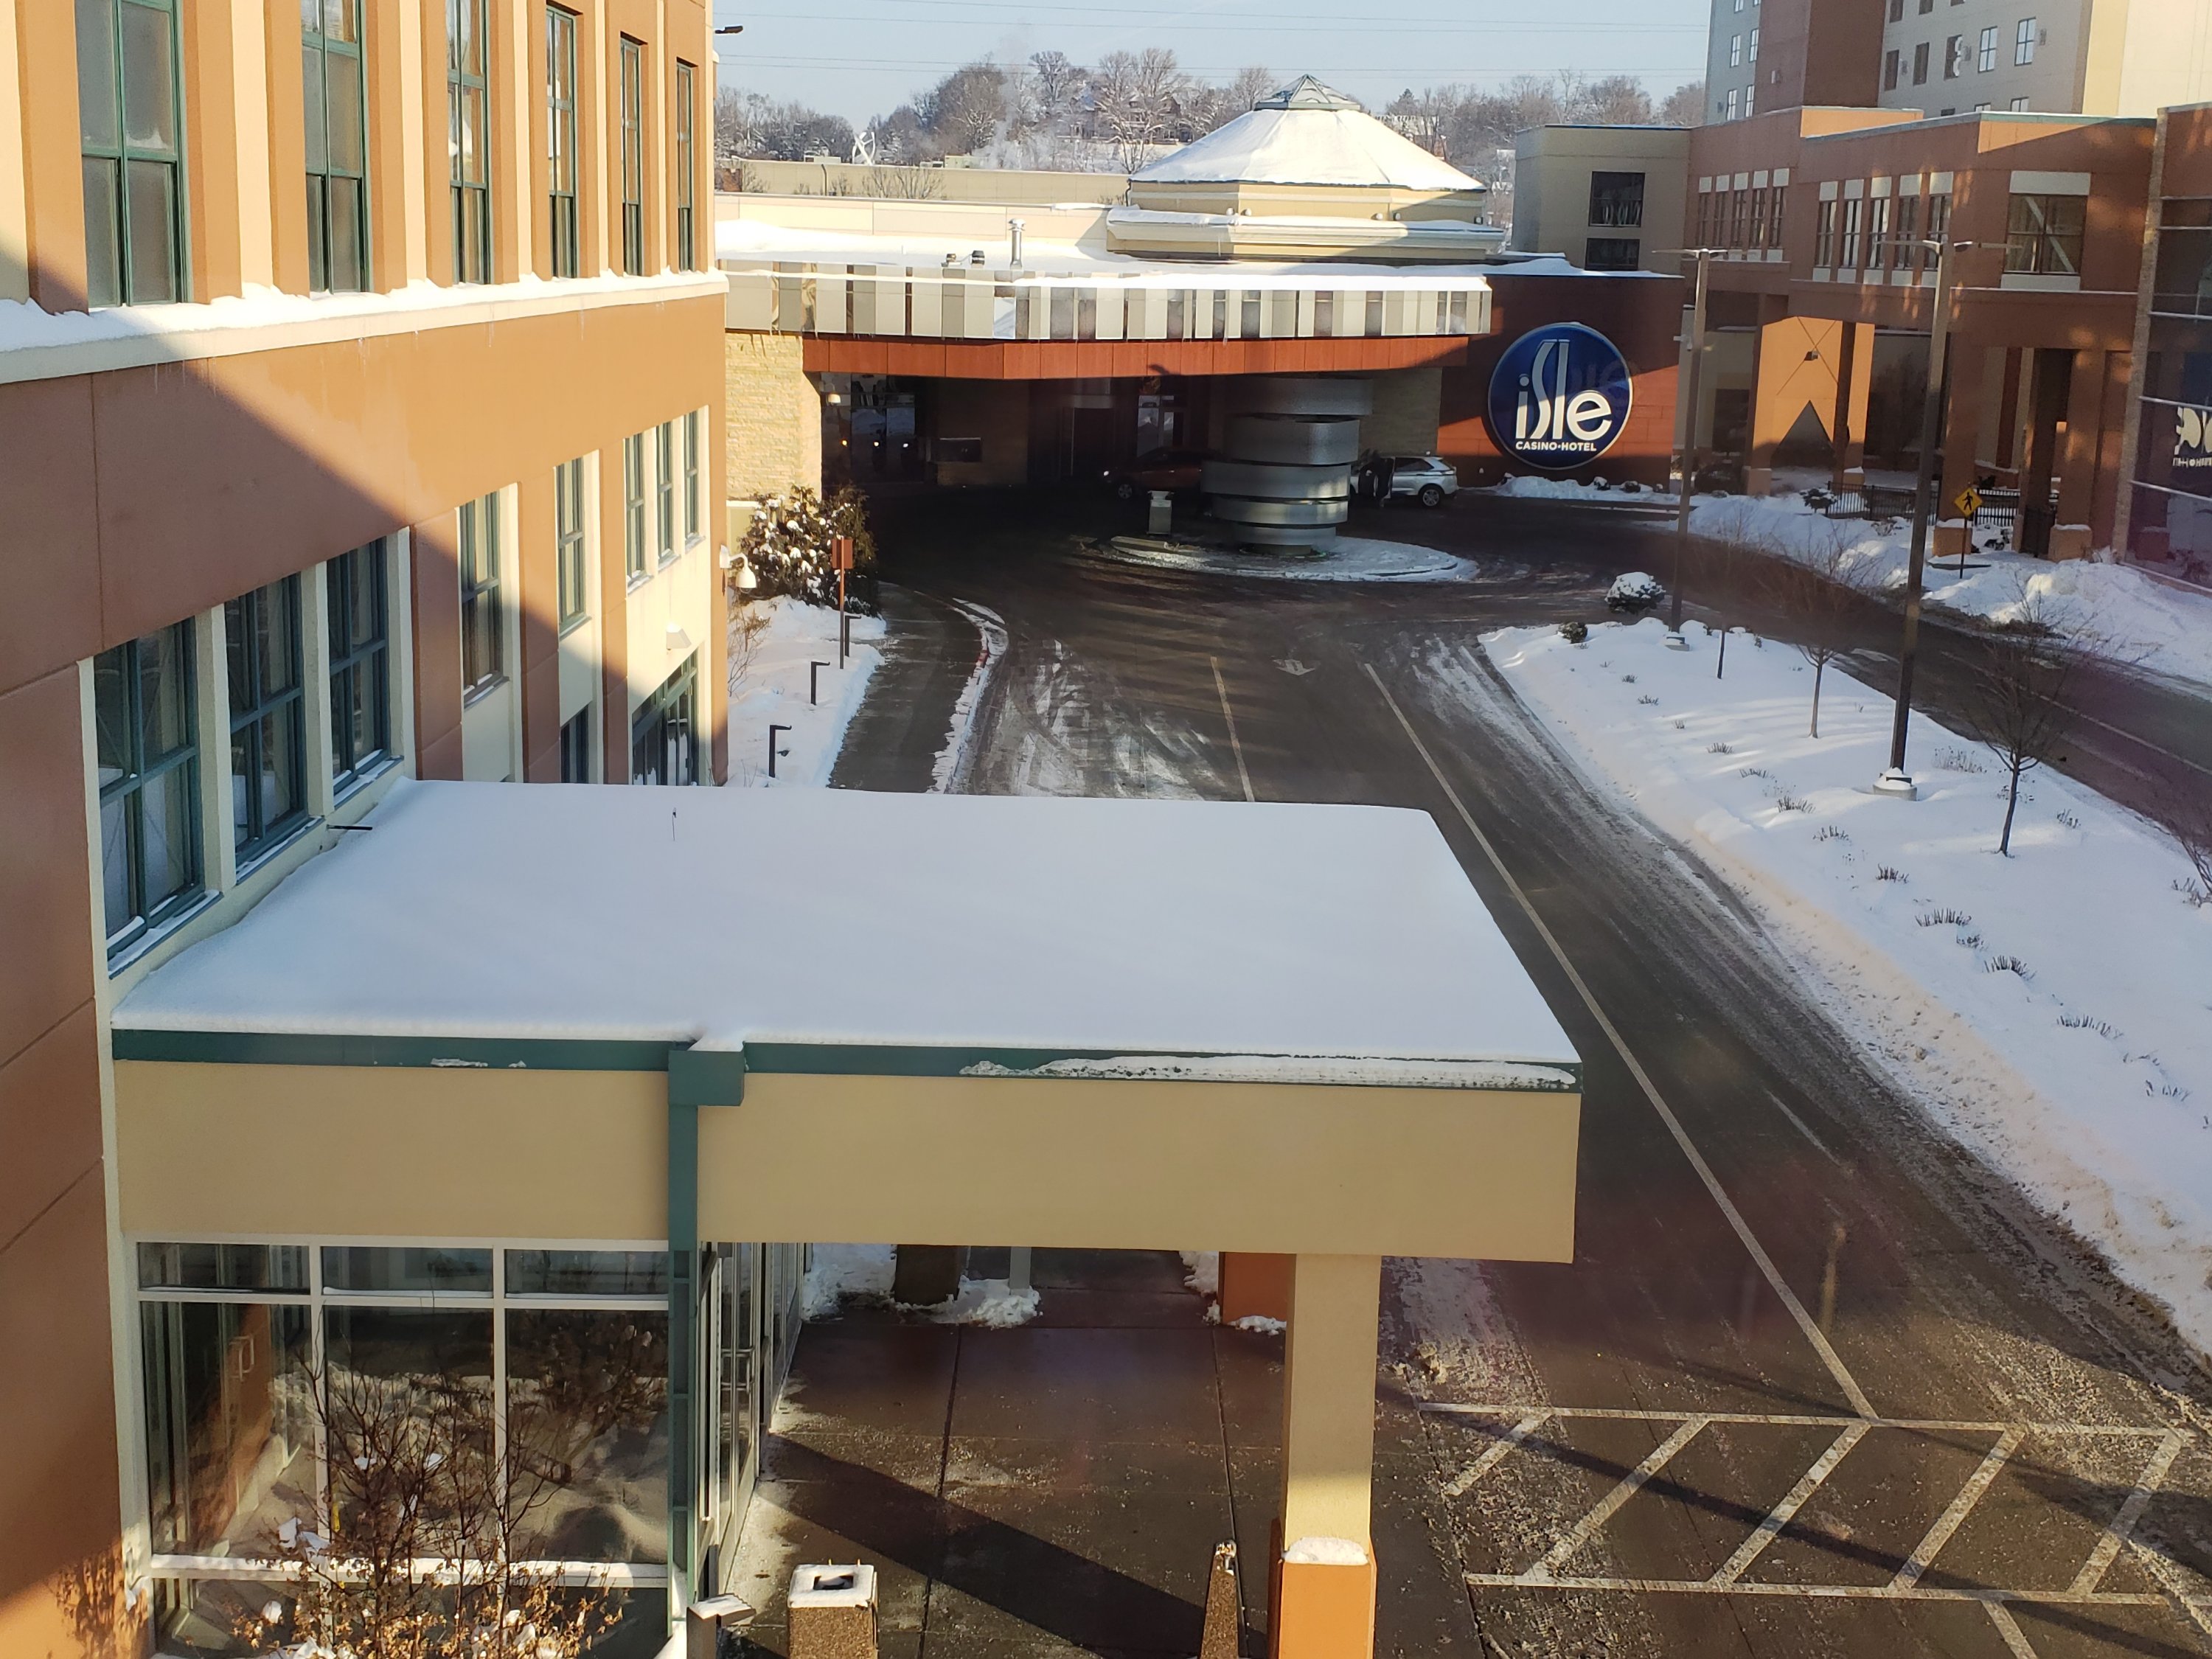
(1666, 248, 1714, 648)
(1874, 236, 1966, 799)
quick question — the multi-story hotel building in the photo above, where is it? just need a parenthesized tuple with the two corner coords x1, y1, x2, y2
(1, 4, 726, 1652)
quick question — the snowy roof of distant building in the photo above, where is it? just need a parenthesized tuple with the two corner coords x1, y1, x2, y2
(114, 781, 1578, 1085)
(1132, 77, 1481, 192)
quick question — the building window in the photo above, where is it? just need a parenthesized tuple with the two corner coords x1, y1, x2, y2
(95, 623, 201, 959)
(327, 542, 390, 790)
(459, 492, 503, 695)
(556, 456, 588, 630)
(1927, 187, 1953, 248)
(1725, 87, 1740, 120)
(632, 655, 697, 785)
(1748, 27, 1760, 60)
(1888, 0, 1903, 19)
(1867, 195, 1893, 271)
(2011, 94, 2031, 109)
(675, 60, 697, 271)
(303, 0, 368, 293)
(1840, 196, 1863, 267)
(2006, 192, 2084, 275)
(2017, 16, 2037, 61)
(1913, 41, 1931, 83)
(655, 422, 677, 564)
(1587, 171, 1645, 229)
(226, 577, 307, 861)
(1919, 0, 1933, 12)
(1745, 81, 1756, 116)
(1584, 237, 1640, 271)
(448, 0, 491, 282)
(682, 411, 702, 541)
(1815, 198, 1837, 265)
(560, 710, 592, 782)
(1729, 33, 1742, 66)
(1945, 34, 1965, 76)
(1978, 25, 2000, 70)
(546, 7, 579, 279)
(1893, 192, 1921, 266)
(624, 432, 647, 580)
(619, 37, 644, 276)
(1885, 49, 1901, 89)
(77, 0, 187, 307)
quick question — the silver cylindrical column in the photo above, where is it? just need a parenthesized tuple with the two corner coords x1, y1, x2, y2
(1205, 377, 1371, 550)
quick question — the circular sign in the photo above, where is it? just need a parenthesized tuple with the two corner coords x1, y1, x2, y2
(1486, 322, 1634, 472)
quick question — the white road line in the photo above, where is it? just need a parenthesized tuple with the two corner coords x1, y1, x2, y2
(1442, 1412, 1548, 1499)
(1708, 1421, 1871, 1587)
(1366, 662, 1879, 1420)
(1892, 1427, 2025, 1591)
(1768, 1090, 1843, 1166)
(2071, 707, 2212, 779)
(1984, 1601, 2042, 1658)
(2127, 1530, 2212, 1640)
(1419, 1403, 2174, 1437)
(1464, 1572, 2173, 1607)
(1211, 655, 1255, 801)
(2069, 1428, 2187, 1596)
(1526, 1416, 1710, 1582)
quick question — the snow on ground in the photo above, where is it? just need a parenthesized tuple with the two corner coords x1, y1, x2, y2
(1691, 493, 2212, 692)
(800, 1245, 1039, 1326)
(1478, 616, 2212, 1350)
(931, 599, 1008, 792)
(725, 597, 886, 787)
(1486, 475, 1677, 505)
(1093, 532, 1471, 582)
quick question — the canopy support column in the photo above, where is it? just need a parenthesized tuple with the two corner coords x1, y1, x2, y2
(1270, 1252, 1380, 1659)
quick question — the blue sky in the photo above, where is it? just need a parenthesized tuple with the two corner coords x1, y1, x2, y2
(711, 0, 1711, 125)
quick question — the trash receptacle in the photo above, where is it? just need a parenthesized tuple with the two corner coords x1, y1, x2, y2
(789, 1563, 877, 1659)
(686, 1593, 757, 1659)
(1148, 489, 1174, 534)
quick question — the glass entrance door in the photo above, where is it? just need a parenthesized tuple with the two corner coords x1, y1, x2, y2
(695, 1243, 762, 1593)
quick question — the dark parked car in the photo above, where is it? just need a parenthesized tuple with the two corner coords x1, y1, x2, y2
(1110, 448, 1207, 499)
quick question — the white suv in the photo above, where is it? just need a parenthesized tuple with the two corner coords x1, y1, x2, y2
(1385, 454, 1461, 508)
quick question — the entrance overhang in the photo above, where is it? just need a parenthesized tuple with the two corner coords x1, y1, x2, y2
(802, 334, 1472, 381)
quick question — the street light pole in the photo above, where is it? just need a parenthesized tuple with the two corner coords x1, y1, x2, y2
(1876, 237, 1963, 799)
(1666, 249, 1712, 647)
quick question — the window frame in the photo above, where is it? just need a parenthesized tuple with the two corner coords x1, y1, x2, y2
(682, 411, 702, 543)
(2005, 191, 2085, 276)
(77, 0, 189, 307)
(302, 0, 370, 293)
(327, 541, 393, 793)
(556, 456, 589, 630)
(675, 60, 697, 272)
(448, 0, 492, 283)
(1885, 48, 1901, 91)
(1978, 25, 2000, 71)
(546, 6, 580, 279)
(459, 492, 505, 696)
(1913, 41, 1931, 84)
(1944, 33, 1965, 77)
(623, 432, 648, 581)
(2016, 15, 2037, 63)
(655, 421, 678, 566)
(226, 575, 310, 864)
(95, 622, 204, 961)
(560, 709, 592, 782)
(619, 35, 644, 276)
(1587, 171, 1646, 229)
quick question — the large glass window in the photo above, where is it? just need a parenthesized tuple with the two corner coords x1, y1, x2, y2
(619, 38, 644, 276)
(1587, 171, 1645, 229)
(557, 456, 589, 629)
(303, 0, 368, 293)
(674, 61, 697, 271)
(2017, 15, 2038, 63)
(560, 709, 592, 782)
(2006, 192, 2085, 276)
(460, 492, 504, 694)
(226, 576, 308, 862)
(327, 541, 391, 790)
(448, 0, 491, 282)
(631, 655, 696, 785)
(655, 422, 677, 565)
(1978, 24, 2000, 70)
(683, 411, 702, 543)
(506, 1309, 670, 1560)
(142, 1301, 315, 1556)
(623, 433, 647, 579)
(95, 623, 201, 959)
(77, 0, 186, 307)
(547, 7, 580, 278)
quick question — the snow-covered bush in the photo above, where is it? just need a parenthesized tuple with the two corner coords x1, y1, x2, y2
(1606, 571, 1666, 613)
(1559, 619, 1589, 644)
(735, 485, 878, 610)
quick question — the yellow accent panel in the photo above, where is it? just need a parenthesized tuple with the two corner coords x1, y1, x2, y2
(1281, 1253, 1383, 1546)
(114, 1062, 667, 1239)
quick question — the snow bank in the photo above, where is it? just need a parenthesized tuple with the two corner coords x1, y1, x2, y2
(925, 1278, 1042, 1327)
(726, 598, 885, 787)
(801, 1244, 896, 1318)
(1179, 1251, 1220, 1295)
(1283, 1536, 1371, 1565)
(1690, 493, 2212, 692)
(1487, 475, 1675, 504)
(1479, 617, 2212, 1349)
(931, 600, 1007, 793)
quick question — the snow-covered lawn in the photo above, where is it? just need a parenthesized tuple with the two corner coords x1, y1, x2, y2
(724, 597, 885, 787)
(1690, 493, 2212, 693)
(1481, 616, 2212, 1351)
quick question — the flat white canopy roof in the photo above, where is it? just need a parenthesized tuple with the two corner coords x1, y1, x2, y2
(116, 782, 1576, 1086)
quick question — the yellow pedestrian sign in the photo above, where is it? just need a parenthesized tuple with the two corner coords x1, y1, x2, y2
(1953, 485, 1983, 518)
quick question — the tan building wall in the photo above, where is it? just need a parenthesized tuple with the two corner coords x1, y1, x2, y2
(1510, 125, 1691, 274)
(726, 331, 824, 499)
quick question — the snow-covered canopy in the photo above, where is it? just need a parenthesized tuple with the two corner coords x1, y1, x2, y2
(115, 780, 1576, 1085)
(1132, 76, 1480, 193)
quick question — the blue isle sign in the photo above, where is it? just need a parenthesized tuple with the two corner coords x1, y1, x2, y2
(1486, 322, 1634, 471)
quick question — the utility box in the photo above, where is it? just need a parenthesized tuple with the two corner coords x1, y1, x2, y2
(1148, 489, 1174, 534)
(891, 1245, 964, 1306)
(789, 1563, 877, 1659)
(686, 1593, 757, 1659)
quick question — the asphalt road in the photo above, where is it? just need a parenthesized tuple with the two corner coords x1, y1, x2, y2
(832, 489, 2212, 1658)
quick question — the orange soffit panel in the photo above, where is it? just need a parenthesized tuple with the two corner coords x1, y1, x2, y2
(801, 338, 1471, 379)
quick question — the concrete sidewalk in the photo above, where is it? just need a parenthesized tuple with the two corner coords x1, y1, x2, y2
(726, 1249, 1470, 1658)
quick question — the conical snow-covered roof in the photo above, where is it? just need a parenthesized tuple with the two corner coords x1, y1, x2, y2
(1132, 76, 1479, 192)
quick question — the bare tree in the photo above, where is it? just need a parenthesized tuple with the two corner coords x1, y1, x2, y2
(1660, 80, 1706, 126)
(1217, 65, 1277, 123)
(1094, 47, 1189, 164)
(1027, 50, 1089, 128)
(1755, 522, 1879, 737)
(919, 62, 1008, 155)
(1579, 74, 1656, 125)
(1961, 603, 2085, 856)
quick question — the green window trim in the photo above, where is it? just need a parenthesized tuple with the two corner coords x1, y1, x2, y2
(619, 37, 644, 276)
(674, 60, 696, 272)
(327, 542, 392, 790)
(459, 493, 504, 694)
(77, 0, 189, 307)
(95, 623, 204, 961)
(226, 576, 310, 862)
(655, 421, 677, 565)
(302, 0, 369, 293)
(624, 433, 648, 580)
(682, 411, 701, 542)
(556, 456, 589, 630)
(546, 6, 580, 279)
(448, 0, 491, 283)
